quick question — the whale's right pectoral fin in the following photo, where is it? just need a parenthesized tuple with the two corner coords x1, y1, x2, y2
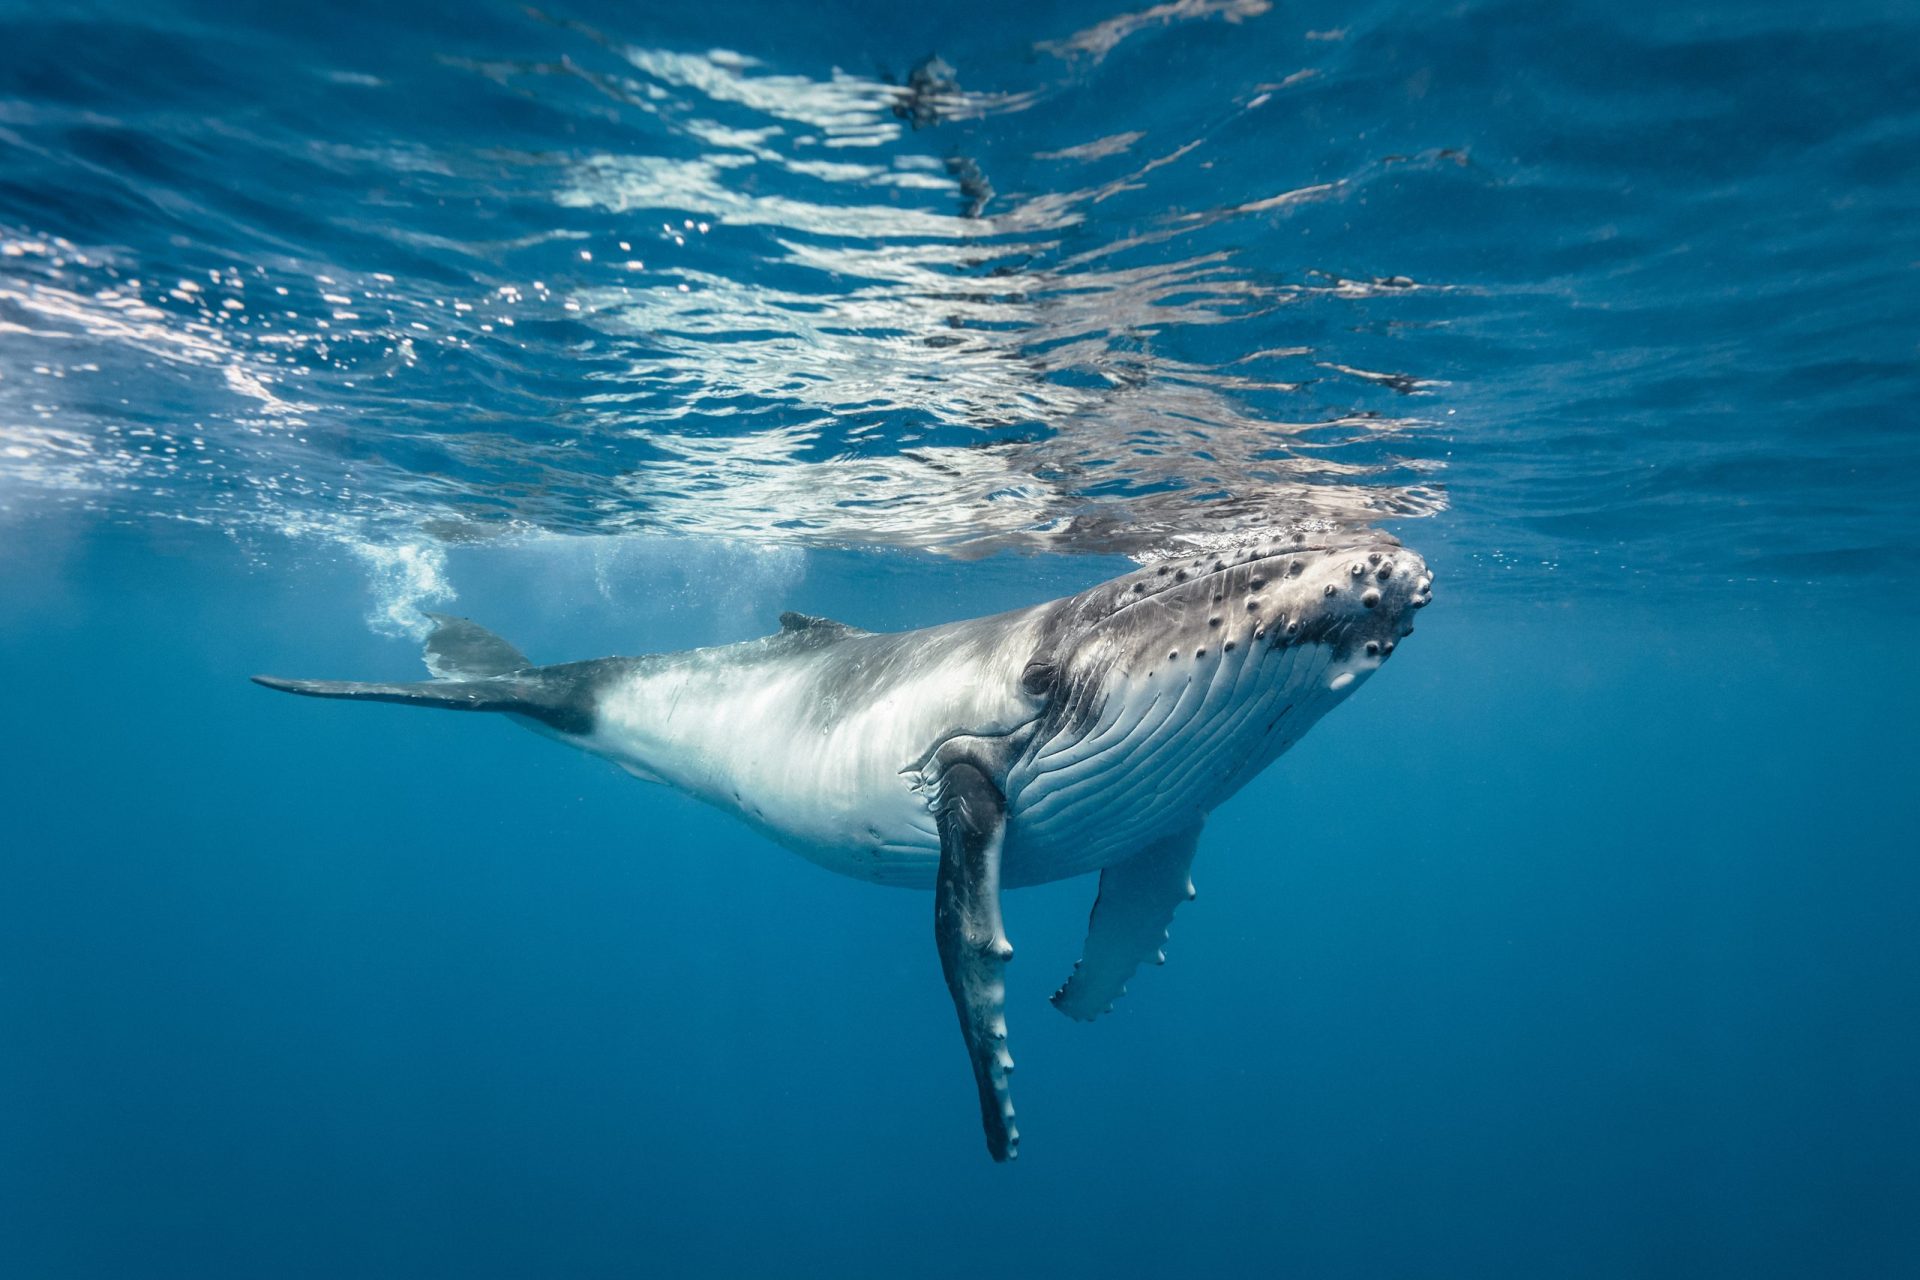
(1051, 824, 1202, 1022)
(932, 761, 1018, 1163)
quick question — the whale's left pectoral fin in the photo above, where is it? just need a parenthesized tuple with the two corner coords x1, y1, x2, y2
(1051, 824, 1202, 1022)
(932, 761, 1018, 1162)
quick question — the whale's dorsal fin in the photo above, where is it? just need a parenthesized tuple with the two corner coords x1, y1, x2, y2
(777, 611, 867, 639)
(423, 613, 531, 680)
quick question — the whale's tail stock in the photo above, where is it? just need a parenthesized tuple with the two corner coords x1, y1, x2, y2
(252, 614, 598, 734)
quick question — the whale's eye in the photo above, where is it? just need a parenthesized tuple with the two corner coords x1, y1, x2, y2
(1020, 660, 1058, 696)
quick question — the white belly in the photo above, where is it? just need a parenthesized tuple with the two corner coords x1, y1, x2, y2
(578, 618, 1045, 888)
(571, 622, 1382, 892)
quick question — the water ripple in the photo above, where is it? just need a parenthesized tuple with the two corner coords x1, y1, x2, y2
(2, 0, 1915, 597)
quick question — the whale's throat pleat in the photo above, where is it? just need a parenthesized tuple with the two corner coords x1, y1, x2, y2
(1006, 639, 1344, 876)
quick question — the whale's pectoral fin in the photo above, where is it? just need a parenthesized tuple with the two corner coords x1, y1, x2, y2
(1051, 824, 1202, 1023)
(932, 761, 1018, 1163)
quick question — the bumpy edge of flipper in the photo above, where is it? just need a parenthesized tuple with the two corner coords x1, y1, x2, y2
(1051, 825, 1202, 1023)
(932, 760, 1019, 1162)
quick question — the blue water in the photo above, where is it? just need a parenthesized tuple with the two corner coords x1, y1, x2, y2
(4, 0, 1919, 1276)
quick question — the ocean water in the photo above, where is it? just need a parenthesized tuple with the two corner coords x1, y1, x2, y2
(3, 0, 1918, 1276)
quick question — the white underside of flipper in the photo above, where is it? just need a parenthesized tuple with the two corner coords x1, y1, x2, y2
(931, 760, 1020, 1161)
(1051, 825, 1202, 1021)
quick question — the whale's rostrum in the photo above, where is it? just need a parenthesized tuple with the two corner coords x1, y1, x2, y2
(255, 532, 1433, 1161)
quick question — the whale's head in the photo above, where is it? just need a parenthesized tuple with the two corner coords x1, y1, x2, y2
(1006, 532, 1431, 849)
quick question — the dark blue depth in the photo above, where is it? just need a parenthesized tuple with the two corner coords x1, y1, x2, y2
(2, 0, 1918, 1275)
(3, 530, 1917, 1278)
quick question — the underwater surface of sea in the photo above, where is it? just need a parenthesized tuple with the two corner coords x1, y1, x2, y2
(3, 0, 1918, 1276)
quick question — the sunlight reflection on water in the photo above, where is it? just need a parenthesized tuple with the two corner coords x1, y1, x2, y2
(0, 4, 1443, 569)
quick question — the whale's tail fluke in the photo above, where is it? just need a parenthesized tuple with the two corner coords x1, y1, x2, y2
(253, 615, 601, 734)
(248, 673, 591, 733)
(419, 613, 530, 681)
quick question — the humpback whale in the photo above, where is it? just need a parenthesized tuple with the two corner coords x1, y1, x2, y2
(255, 532, 1432, 1160)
